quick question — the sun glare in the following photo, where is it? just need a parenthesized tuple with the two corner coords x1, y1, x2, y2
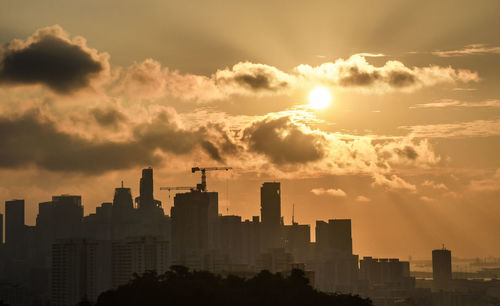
(308, 87, 332, 109)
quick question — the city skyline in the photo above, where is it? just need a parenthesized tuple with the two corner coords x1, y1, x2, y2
(0, 0, 499, 261)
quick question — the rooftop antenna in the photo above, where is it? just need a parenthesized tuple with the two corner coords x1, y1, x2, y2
(292, 203, 295, 224)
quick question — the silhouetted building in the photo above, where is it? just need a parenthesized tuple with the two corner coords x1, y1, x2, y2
(217, 215, 244, 264)
(284, 222, 310, 262)
(256, 248, 293, 273)
(316, 219, 352, 255)
(241, 216, 261, 266)
(260, 182, 282, 251)
(51, 239, 111, 306)
(135, 168, 161, 211)
(112, 184, 134, 216)
(433, 247, 452, 291)
(171, 190, 218, 267)
(111, 236, 169, 288)
(359, 257, 413, 286)
(5, 200, 25, 255)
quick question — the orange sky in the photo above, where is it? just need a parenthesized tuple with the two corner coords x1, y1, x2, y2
(0, 0, 499, 259)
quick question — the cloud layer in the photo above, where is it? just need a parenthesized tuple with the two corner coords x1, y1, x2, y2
(0, 25, 108, 94)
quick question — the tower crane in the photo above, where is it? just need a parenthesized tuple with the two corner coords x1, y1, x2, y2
(191, 166, 232, 192)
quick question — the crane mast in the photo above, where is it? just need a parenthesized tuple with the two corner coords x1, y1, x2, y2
(191, 167, 232, 192)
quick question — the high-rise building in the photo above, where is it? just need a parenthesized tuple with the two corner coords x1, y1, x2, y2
(284, 223, 310, 262)
(171, 190, 218, 267)
(217, 215, 244, 264)
(112, 184, 134, 213)
(260, 182, 282, 250)
(5, 199, 25, 248)
(111, 236, 170, 288)
(432, 247, 452, 291)
(51, 195, 84, 239)
(51, 239, 111, 306)
(359, 257, 412, 285)
(135, 168, 161, 211)
(316, 219, 352, 255)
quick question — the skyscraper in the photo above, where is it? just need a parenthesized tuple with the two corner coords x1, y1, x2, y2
(112, 184, 134, 219)
(5, 199, 25, 248)
(260, 182, 282, 250)
(135, 168, 162, 211)
(432, 247, 452, 291)
(171, 190, 218, 267)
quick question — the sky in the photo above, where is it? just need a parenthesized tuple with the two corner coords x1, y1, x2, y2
(0, 0, 499, 259)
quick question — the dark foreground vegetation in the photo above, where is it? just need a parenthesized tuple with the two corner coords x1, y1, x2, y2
(91, 266, 372, 306)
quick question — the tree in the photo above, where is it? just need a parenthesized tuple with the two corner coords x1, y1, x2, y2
(92, 267, 373, 306)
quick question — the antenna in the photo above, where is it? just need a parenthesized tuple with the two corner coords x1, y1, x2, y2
(292, 203, 295, 224)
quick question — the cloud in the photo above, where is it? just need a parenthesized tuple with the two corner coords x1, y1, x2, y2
(115, 59, 222, 101)
(113, 55, 479, 102)
(410, 99, 500, 109)
(400, 119, 500, 138)
(311, 188, 347, 197)
(0, 25, 108, 94)
(468, 169, 500, 191)
(432, 44, 500, 57)
(242, 116, 325, 164)
(422, 180, 448, 190)
(372, 173, 417, 192)
(214, 62, 294, 94)
(375, 138, 440, 167)
(90, 107, 128, 128)
(356, 195, 371, 202)
(0, 110, 226, 174)
(420, 196, 435, 202)
(295, 55, 478, 93)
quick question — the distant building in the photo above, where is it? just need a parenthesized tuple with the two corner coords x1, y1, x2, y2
(359, 257, 413, 286)
(5, 199, 25, 254)
(432, 247, 452, 291)
(316, 219, 352, 254)
(284, 222, 310, 262)
(241, 216, 261, 266)
(112, 236, 169, 288)
(260, 182, 282, 251)
(171, 190, 218, 267)
(256, 248, 293, 273)
(135, 168, 162, 211)
(51, 238, 111, 306)
(217, 215, 244, 264)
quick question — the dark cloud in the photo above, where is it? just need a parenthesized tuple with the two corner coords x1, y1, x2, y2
(201, 141, 224, 162)
(215, 62, 292, 94)
(233, 71, 289, 91)
(0, 26, 105, 94)
(339, 66, 380, 86)
(90, 107, 128, 128)
(0, 112, 226, 174)
(242, 116, 325, 164)
(388, 71, 416, 87)
(394, 146, 419, 160)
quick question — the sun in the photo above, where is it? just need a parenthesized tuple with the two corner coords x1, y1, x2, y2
(308, 87, 332, 109)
